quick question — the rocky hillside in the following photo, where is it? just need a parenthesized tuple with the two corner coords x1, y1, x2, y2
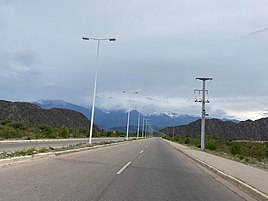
(161, 118, 268, 141)
(0, 100, 90, 129)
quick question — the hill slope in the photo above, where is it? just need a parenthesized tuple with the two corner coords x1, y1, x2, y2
(161, 118, 268, 141)
(0, 100, 90, 129)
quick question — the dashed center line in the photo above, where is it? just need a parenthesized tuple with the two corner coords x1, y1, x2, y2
(140, 150, 144, 154)
(116, 162, 132, 175)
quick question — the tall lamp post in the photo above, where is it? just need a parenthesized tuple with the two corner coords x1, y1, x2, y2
(145, 119, 150, 138)
(82, 37, 116, 144)
(123, 90, 131, 141)
(132, 91, 140, 139)
(136, 108, 140, 139)
(142, 114, 145, 138)
(123, 91, 138, 140)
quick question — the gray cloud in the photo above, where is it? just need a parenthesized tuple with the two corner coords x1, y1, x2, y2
(0, 49, 40, 79)
(0, 0, 268, 120)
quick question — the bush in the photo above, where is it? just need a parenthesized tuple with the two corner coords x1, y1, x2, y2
(239, 155, 245, 160)
(59, 127, 68, 138)
(241, 142, 267, 160)
(206, 142, 217, 150)
(14, 148, 38, 156)
(0, 120, 11, 126)
(0, 128, 20, 139)
(230, 144, 241, 155)
(184, 137, 190, 144)
(9, 122, 26, 130)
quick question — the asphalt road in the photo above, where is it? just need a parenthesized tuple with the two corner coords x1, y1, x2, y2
(0, 138, 126, 152)
(0, 138, 253, 201)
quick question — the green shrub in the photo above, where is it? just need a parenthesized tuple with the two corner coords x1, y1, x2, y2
(206, 142, 217, 150)
(239, 155, 245, 160)
(14, 148, 38, 156)
(39, 147, 48, 153)
(9, 122, 26, 130)
(0, 120, 11, 126)
(0, 128, 20, 139)
(241, 142, 266, 160)
(59, 127, 68, 138)
(184, 137, 190, 144)
(230, 144, 241, 155)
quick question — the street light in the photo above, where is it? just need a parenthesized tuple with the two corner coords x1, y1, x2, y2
(144, 119, 150, 138)
(136, 108, 140, 139)
(83, 37, 116, 144)
(142, 114, 145, 138)
(123, 90, 138, 140)
(123, 90, 130, 141)
(132, 92, 140, 140)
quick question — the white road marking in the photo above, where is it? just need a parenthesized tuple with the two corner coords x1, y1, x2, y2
(116, 162, 132, 175)
(140, 150, 144, 154)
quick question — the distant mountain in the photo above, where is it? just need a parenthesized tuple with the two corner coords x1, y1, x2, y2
(33, 99, 90, 118)
(147, 112, 199, 128)
(34, 100, 128, 129)
(161, 118, 268, 141)
(0, 100, 90, 129)
(34, 100, 201, 131)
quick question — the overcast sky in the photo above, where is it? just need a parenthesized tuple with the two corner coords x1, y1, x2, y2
(0, 0, 268, 120)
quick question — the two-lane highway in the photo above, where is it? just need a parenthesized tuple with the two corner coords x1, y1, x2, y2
(0, 138, 254, 201)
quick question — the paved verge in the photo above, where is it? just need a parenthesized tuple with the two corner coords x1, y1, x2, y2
(163, 139, 268, 201)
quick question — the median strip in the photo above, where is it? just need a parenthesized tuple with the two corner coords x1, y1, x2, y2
(0, 138, 137, 168)
(116, 162, 132, 175)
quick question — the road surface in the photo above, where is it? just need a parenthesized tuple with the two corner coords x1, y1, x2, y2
(0, 138, 126, 152)
(0, 138, 254, 201)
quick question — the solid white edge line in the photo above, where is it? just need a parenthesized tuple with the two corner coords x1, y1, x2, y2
(140, 150, 144, 154)
(116, 162, 132, 175)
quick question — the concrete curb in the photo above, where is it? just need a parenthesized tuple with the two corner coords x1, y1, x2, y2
(162, 139, 268, 201)
(0, 152, 55, 168)
(54, 140, 128, 156)
(0, 140, 132, 168)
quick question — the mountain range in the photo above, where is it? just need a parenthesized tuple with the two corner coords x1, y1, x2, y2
(1, 99, 266, 141)
(161, 118, 268, 141)
(33, 100, 200, 131)
(0, 100, 90, 129)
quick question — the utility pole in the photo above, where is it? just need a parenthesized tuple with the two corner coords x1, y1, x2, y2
(195, 77, 212, 151)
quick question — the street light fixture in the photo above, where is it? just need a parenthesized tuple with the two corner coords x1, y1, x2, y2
(83, 37, 116, 144)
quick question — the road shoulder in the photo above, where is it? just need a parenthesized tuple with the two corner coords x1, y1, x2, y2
(162, 138, 268, 201)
